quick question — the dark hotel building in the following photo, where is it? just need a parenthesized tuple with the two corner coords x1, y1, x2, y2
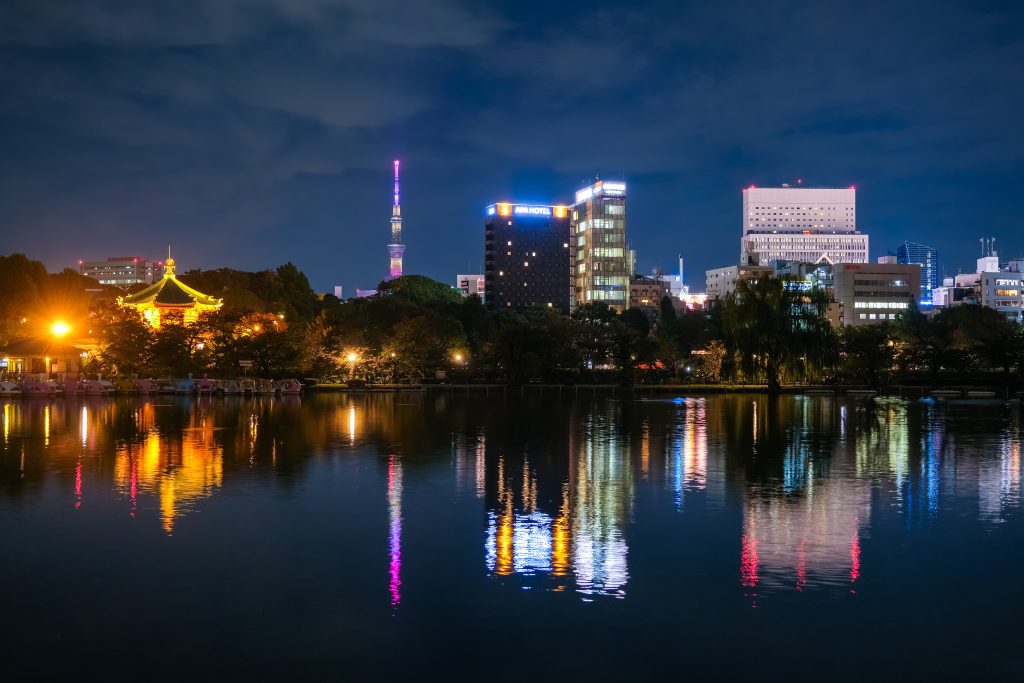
(484, 203, 572, 311)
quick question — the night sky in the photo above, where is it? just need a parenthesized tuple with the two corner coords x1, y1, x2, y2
(2, 0, 1022, 293)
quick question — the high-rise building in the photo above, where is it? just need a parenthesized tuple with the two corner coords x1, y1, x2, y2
(895, 241, 937, 302)
(456, 274, 485, 298)
(387, 160, 405, 281)
(740, 186, 868, 265)
(572, 179, 629, 312)
(484, 203, 571, 311)
(79, 257, 159, 288)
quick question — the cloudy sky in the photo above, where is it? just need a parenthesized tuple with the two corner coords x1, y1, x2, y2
(2, 0, 1022, 291)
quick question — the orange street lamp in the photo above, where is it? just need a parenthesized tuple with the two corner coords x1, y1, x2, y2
(50, 321, 70, 338)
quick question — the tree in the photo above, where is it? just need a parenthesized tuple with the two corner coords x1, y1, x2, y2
(722, 276, 833, 392)
(377, 275, 462, 306)
(91, 300, 153, 376)
(841, 323, 896, 387)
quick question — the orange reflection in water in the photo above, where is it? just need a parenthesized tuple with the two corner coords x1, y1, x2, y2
(113, 416, 223, 535)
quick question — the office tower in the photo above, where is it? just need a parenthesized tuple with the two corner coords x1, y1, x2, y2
(484, 203, 571, 311)
(571, 179, 629, 312)
(740, 185, 868, 265)
(896, 241, 937, 302)
(387, 160, 405, 280)
(78, 257, 159, 287)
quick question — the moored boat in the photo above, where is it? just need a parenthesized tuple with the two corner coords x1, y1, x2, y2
(81, 379, 114, 396)
(135, 378, 157, 394)
(240, 379, 256, 395)
(256, 379, 276, 395)
(195, 378, 218, 395)
(276, 378, 302, 395)
(19, 379, 63, 397)
(0, 380, 21, 397)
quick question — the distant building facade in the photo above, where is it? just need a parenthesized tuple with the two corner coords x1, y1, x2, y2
(79, 257, 158, 288)
(484, 203, 571, 311)
(628, 275, 669, 314)
(832, 263, 919, 326)
(896, 241, 938, 302)
(740, 186, 868, 265)
(572, 180, 629, 312)
(456, 274, 485, 299)
(979, 272, 1023, 322)
(705, 264, 773, 301)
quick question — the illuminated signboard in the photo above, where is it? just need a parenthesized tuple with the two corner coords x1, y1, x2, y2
(575, 187, 593, 203)
(514, 205, 552, 216)
(601, 181, 626, 195)
(488, 203, 563, 218)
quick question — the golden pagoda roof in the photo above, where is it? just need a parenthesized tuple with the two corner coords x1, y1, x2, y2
(119, 258, 222, 309)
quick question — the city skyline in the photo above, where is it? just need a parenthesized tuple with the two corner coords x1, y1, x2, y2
(2, 1, 1022, 292)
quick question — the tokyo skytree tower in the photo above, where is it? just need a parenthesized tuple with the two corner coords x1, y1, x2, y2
(387, 159, 405, 280)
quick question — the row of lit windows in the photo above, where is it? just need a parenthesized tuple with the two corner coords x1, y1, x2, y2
(855, 279, 908, 287)
(993, 289, 1020, 296)
(853, 301, 909, 309)
(858, 313, 900, 320)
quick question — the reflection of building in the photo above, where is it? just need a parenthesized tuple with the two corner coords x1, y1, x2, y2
(740, 186, 868, 265)
(741, 476, 871, 597)
(484, 203, 571, 311)
(387, 455, 403, 607)
(572, 180, 629, 312)
(113, 404, 224, 534)
(79, 256, 159, 287)
(118, 256, 222, 328)
(482, 408, 633, 599)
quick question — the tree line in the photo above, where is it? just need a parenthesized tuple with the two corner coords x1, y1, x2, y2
(3, 253, 1021, 388)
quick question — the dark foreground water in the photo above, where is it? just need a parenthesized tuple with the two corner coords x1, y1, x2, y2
(1, 393, 1021, 680)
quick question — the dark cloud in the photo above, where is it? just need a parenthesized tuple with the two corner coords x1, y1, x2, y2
(1, 0, 1022, 290)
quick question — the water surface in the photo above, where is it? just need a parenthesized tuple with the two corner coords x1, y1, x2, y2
(2, 393, 1021, 679)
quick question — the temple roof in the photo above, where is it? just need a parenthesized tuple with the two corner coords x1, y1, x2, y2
(119, 258, 222, 308)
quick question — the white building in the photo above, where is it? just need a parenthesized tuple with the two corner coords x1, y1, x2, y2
(705, 264, 773, 301)
(740, 186, 868, 265)
(456, 274, 485, 298)
(979, 272, 1023, 322)
(79, 257, 159, 287)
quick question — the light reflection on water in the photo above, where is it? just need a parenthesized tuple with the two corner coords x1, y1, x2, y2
(0, 393, 1021, 676)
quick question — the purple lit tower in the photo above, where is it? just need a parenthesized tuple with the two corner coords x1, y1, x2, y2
(387, 160, 405, 280)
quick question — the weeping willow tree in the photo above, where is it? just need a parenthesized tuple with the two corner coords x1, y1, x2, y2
(722, 275, 836, 392)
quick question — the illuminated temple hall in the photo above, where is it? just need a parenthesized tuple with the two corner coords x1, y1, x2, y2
(118, 254, 222, 327)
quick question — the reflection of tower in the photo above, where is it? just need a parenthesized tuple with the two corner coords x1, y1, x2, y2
(387, 455, 403, 607)
(387, 160, 405, 281)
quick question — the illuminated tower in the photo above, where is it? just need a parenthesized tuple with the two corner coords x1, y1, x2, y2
(387, 160, 405, 280)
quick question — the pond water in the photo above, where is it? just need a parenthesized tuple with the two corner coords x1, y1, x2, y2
(1, 393, 1021, 679)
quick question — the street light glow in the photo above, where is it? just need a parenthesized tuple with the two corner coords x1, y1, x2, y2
(50, 321, 70, 337)
(347, 352, 359, 363)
